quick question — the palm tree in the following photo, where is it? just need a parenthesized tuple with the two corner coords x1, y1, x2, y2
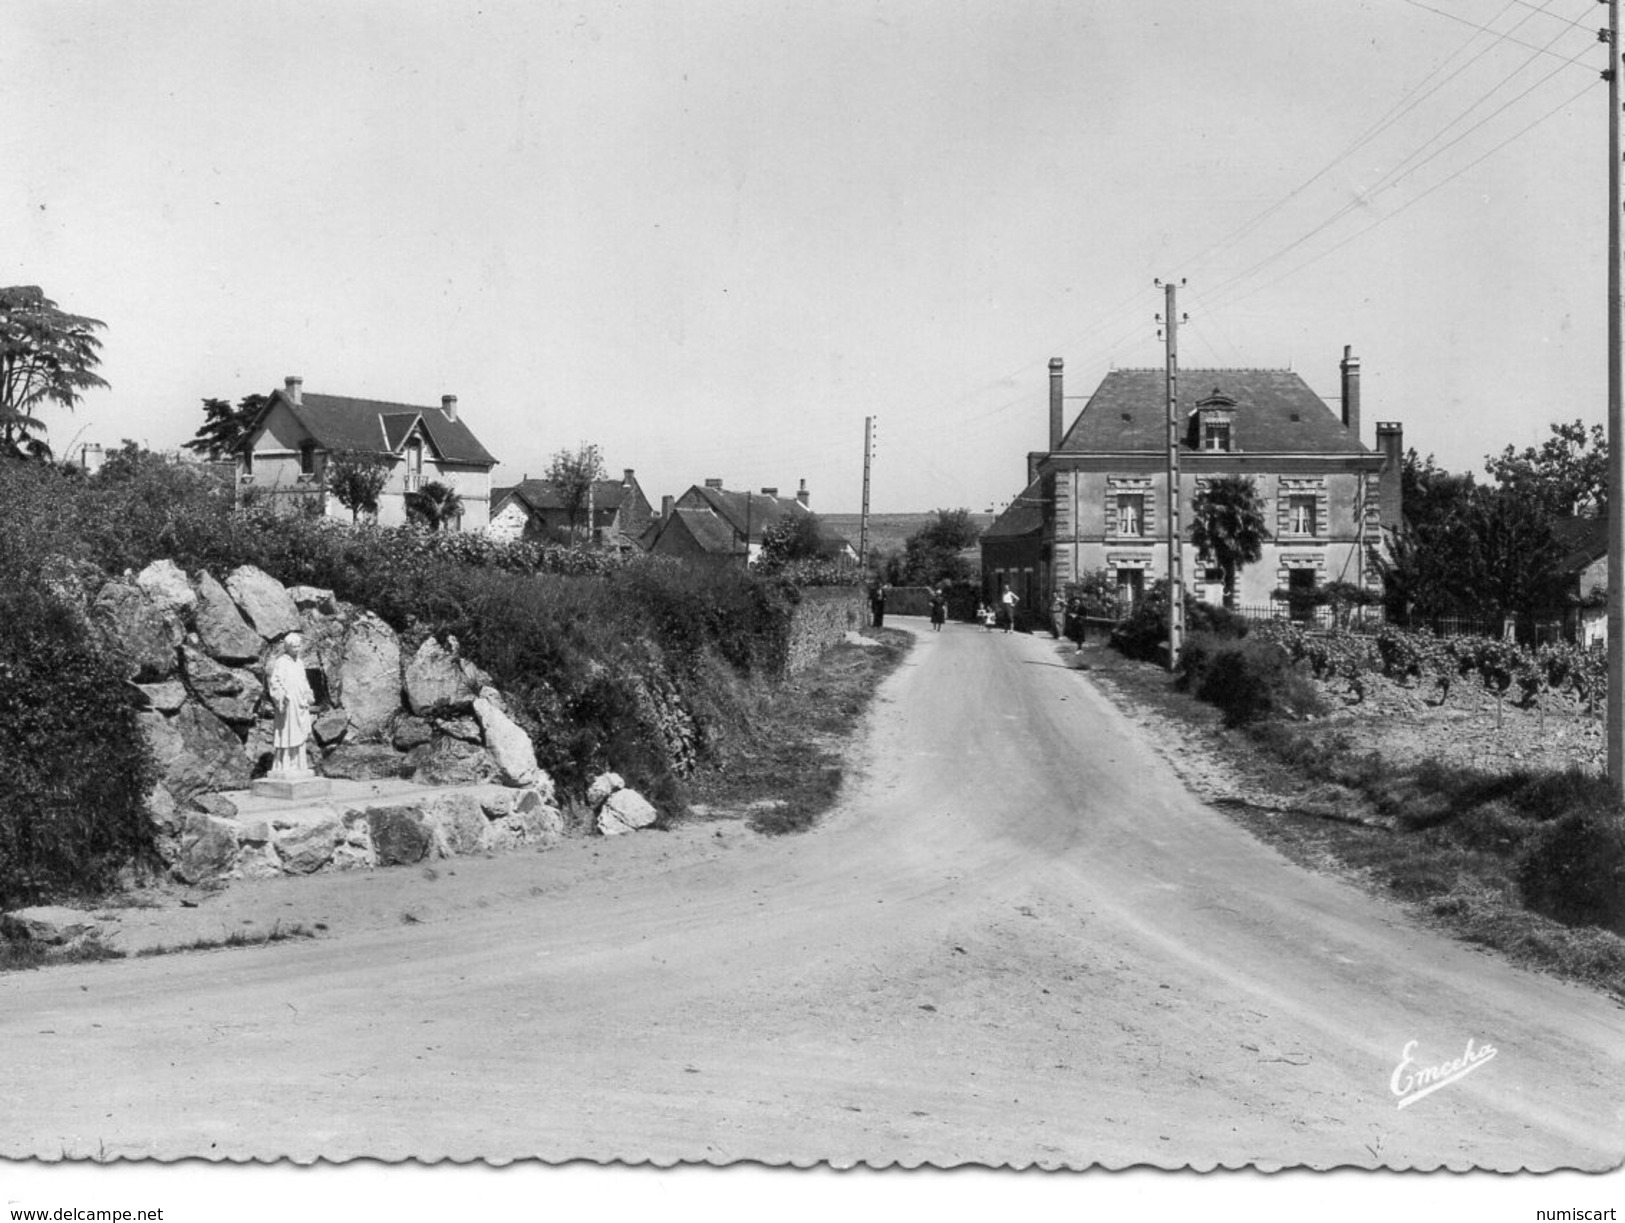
(406, 480, 464, 532)
(1190, 475, 1268, 610)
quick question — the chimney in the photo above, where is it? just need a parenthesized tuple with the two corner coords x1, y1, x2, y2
(1375, 422, 1404, 532)
(1049, 357, 1064, 450)
(623, 468, 635, 485)
(1340, 346, 1360, 442)
(796, 478, 810, 507)
(285, 375, 303, 405)
(80, 443, 104, 475)
(704, 478, 723, 489)
(760, 486, 778, 497)
(442, 394, 458, 422)
(661, 494, 674, 520)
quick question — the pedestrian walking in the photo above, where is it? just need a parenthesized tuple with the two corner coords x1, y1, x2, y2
(1050, 591, 1067, 639)
(1000, 585, 1019, 634)
(929, 588, 947, 632)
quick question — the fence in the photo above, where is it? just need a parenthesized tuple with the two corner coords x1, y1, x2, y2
(1227, 602, 1567, 646)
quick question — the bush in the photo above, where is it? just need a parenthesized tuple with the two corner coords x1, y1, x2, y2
(1181, 634, 1325, 726)
(1517, 806, 1625, 934)
(0, 584, 157, 906)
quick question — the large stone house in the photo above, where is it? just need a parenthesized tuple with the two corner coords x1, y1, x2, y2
(238, 376, 498, 530)
(488, 470, 654, 549)
(984, 349, 1404, 614)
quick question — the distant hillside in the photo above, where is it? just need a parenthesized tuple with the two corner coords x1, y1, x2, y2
(820, 512, 995, 560)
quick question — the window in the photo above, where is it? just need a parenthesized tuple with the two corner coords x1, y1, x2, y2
(299, 442, 317, 478)
(1116, 568, 1144, 611)
(1203, 423, 1231, 451)
(1289, 495, 1317, 536)
(1115, 494, 1144, 537)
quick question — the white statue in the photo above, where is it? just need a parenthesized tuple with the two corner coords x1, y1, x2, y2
(267, 631, 315, 777)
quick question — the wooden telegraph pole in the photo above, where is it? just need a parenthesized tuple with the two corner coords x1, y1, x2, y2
(1160, 278, 1185, 671)
(1607, 0, 1625, 800)
(859, 415, 874, 569)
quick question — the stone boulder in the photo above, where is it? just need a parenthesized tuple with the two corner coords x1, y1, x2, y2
(135, 559, 197, 620)
(180, 644, 263, 725)
(587, 772, 625, 809)
(236, 844, 284, 881)
(143, 703, 252, 801)
(404, 637, 480, 715)
(173, 813, 241, 884)
(274, 817, 341, 874)
(194, 571, 265, 664)
(296, 610, 349, 703)
(135, 679, 188, 713)
(423, 793, 492, 857)
(333, 811, 376, 870)
(367, 805, 434, 866)
(288, 585, 338, 614)
(186, 792, 240, 820)
(39, 555, 104, 626)
(597, 788, 659, 836)
(406, 737, 499, 786)
(320, 744, 407, 781)
(225, 565, 300, 641)
(392, 716, 433, 751)
(338, 613, 402, 738)
(473, 692, 539, 787)
(0, 906, 105, 946)
(434, 715, 481, 743)
(91, 580, 181, 682)
(312, 709, 350, 747)
(146, 784, 181, 835)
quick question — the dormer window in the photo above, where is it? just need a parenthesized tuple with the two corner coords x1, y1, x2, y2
(1193, 388, 1238, 452)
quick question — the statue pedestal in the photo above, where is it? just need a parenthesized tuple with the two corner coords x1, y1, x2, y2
(251, 773, 332, 801)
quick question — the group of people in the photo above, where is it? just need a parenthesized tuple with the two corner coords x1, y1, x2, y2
(870, 583, 1061, 637)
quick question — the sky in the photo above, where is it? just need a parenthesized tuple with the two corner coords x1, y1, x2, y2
(2, 0, 1614, 515)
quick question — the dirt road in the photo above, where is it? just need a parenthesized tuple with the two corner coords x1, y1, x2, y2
(2, 621, 1620, 1168)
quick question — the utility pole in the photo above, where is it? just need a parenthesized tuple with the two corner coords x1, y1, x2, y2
(859, 415, 874, 569)
(1160, 278, 1185, 671)
(1605, 0, 1624, 801)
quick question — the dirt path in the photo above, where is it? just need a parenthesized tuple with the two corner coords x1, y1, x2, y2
(2, 620, 1620, 1168)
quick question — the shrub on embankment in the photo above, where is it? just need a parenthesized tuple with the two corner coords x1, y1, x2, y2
(0, 454, 854, 897)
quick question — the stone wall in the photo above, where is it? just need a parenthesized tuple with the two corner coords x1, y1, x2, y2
(784, 586, 865, 675)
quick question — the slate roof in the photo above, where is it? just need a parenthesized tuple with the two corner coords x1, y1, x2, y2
(258, 390, 498, 467)
(683, 485, 810, 541)
(1057, 369, 1366, 455)
(496, 478, 637, 514)
(983, 477, 1045, 539)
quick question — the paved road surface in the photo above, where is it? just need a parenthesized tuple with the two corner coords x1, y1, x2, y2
(2, 621, 1620, 1167)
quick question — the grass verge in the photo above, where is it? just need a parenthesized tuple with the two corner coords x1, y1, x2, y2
(681, 628, 912, 835)
(131, 921, 319, 958)
(0, 939, 127, 973)
(1074, 639, 1625, 999)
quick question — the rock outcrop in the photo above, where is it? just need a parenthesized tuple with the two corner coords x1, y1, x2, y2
(337, 612, 402, 738)
(224, 565, 301, 641)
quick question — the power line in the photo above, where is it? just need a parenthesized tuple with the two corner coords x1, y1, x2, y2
(1402, 0, 1601, 60)
(1202, 20, 1594, 308)
(1218, 74, 1595, 312)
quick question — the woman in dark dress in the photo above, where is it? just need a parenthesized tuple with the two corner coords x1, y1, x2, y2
(929, 588, 947, 632)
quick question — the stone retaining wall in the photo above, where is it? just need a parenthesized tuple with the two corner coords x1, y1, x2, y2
(784, 586, 866, 674)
